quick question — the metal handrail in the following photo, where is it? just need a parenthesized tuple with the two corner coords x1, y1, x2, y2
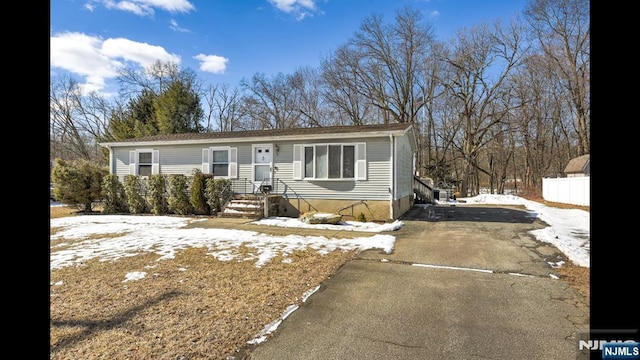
(337, 200, 375, 220)
(272, 178, 318, 213)
(226, 177, 318, 214)
(217, 180, 236, 213)
(413, 176, 434, 203)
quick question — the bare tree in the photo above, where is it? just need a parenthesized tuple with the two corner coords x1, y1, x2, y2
(321, 44, 375, 126)
(524, 0, 589, 156)
(202, 83, 246, 132)
(289, 67, 330, 128)
(50, 74, 112, 163)
(441, 18, 529, 197)
(350, 7, 435, 124)
(240, 72, 302, 129)
(320, 7, 435, 126)
(415, 41, 449, 178)
(507, 53, 570, 193)
(117, 60, 182, 97)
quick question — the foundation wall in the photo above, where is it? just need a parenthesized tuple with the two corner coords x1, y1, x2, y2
(278, 198, 393, 222)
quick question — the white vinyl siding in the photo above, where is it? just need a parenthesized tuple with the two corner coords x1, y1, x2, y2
(394, 135, 414, 199)
(111, 137, 399, 202)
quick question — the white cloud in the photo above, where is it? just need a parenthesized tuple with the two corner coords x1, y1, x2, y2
(91, 0, 195, 16)
(268, 0, 322, 20)
(194, 54, 229, 74)
(50, 32, 122, 93)
(50, 32, 180, 93)
(102, 37, 181, 67)
(170, 19, 190, 32)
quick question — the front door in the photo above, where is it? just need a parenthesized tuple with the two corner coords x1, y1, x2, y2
(253, 145, 273, 191)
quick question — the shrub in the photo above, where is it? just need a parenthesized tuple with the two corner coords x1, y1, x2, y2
(148, 174, 168, 215)
(356, 212, 367, 222)
(168, 174, 191, 215)
(190, 169, 211, 215)
(101, 174, 126, 213)
(123, 175, 147, 214)
(51, 158, 108, 212)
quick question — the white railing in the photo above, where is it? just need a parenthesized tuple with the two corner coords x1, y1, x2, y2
(542, 176, 590, 206)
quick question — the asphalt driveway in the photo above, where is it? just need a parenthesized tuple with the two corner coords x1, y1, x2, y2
(241, 204, 590, 359)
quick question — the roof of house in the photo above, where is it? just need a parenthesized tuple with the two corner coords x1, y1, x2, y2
(563, 154, 590, 174)
(100, 122, 416, 147)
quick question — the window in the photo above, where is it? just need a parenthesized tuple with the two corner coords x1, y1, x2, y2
(129, 149, 159, 176)
(138, 152, 152, 176)
(300, 144, 356, 180)
(202, 147, 237, 178)
(212, 149, 229, 176)
(304, 146, 314, 178)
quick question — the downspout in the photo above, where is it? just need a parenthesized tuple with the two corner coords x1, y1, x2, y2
(389, 134, 394, 219)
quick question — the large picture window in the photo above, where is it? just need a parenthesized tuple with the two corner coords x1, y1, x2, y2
(303, 144, 355, 180)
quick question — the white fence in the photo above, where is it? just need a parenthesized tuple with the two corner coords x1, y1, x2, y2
(542, 177, 590, 206)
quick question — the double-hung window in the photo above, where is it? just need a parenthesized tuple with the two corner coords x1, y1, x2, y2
(295, 143, 365, 180)
(138, 152, 153, 176)
(202, 147, 238, 178)
(212, 149, 229, 176)
(129, 149, 159, 176)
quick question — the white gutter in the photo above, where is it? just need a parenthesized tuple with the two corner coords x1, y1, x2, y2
(98, 129, 411, 148)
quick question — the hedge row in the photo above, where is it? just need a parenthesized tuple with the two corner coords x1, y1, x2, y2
(101, 170, 232, 215)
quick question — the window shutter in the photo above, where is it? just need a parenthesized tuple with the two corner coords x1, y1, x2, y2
(129, 151, 137, 175)
(151, 150, 160, 174)
(293, 144, 302, 180)
(355, 143, 367, 180)
(202, 148, 210, 173)
(229, 147, 238, 178)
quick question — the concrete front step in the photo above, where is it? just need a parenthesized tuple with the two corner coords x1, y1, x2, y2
(220, 197, 263, 219)
(219, 195, 282, 219)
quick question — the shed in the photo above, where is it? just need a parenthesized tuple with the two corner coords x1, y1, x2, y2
(563, 154, 590, 177)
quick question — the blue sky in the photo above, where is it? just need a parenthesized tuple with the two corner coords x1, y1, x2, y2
(50, 0, 527, 97)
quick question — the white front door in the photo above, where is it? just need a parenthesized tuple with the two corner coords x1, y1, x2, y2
(253, 145, 273, 189)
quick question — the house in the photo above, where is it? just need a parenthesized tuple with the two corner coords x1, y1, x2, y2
(99, 122, 420, 221)
(563, 154, 590, 177)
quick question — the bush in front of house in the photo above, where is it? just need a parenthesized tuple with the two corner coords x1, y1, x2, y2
(102, 174, 127, 213)
(168, 174, 192, 215)
(148, 174, 168, 215)
(51, 158, 108, 212)
(123, 175, 147, 214)
(190, 169, 212, 215)
(205, 177, 231, 213)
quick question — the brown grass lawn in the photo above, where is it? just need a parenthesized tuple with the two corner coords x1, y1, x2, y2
(50, 198, 589, 359)
(50, 205, 357, 359)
